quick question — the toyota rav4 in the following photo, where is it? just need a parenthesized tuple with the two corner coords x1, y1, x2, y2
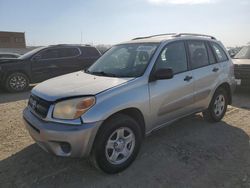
(23, 33, 236, 173)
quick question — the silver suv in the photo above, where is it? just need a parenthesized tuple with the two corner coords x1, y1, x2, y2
(23, 33, 236, 173)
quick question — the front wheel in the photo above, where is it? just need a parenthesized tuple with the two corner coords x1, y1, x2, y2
(203, 88, 228, 122)
(4, 72, 30, 92)
(90, 114, 142, 174)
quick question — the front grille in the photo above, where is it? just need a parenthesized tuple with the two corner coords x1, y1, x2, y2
(234, 64, 250, 79)
(234, 64, 250, 88)
(28, 95, 51, 118)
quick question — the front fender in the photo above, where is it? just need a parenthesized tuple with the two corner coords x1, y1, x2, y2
(81, 79, 150, 128)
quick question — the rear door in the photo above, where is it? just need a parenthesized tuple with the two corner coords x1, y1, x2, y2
(187, 40, 223, 110)
(149, 41, 195, 130)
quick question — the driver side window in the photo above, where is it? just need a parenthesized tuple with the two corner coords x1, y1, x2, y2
(155, 41, 188, 74)
(39, 49, 60, 60)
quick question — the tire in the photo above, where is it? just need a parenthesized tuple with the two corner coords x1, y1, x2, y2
(90, 114, 143, 174)
(4, 72, 30, 92)
(202, 88, 228, 122)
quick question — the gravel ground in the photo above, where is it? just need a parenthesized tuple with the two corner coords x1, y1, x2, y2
(0, 89, 250, 188)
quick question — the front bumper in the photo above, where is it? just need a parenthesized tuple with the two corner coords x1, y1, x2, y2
(234, 64, 250, 89)
(23, 107, 102, 157)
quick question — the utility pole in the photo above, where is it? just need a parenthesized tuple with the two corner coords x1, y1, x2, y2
(80, 31, 83, 45)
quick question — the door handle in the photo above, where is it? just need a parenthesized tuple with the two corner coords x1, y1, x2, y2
(184, 75, 193, 82)
(212, 67, 219, 72)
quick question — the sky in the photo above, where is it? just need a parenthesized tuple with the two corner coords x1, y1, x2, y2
(0, 0, 249, 47)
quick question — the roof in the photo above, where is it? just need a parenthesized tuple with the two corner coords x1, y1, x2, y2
(48, 44, 93, 47)
(122, 33, 217, 44)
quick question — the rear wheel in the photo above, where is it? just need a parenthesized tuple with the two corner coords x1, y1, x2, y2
(90, 114, 142, 174)
(5, 72, 29, 92)
(203, 88, 228, 122)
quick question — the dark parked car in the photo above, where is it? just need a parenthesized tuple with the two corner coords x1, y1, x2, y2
(0, 52, 20, 58)
(233, 45, 250, 89)
(0, 44, 101, 92)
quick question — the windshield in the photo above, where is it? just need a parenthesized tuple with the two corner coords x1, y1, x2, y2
(18, 47, 45, 60)
(234, 46, 250, 59)
(86, 43, 158, 77)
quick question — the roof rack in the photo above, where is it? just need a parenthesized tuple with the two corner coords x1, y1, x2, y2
(132, 33, 216, 41)
(132, 33, 177, 40)
(174, 33, 216, 40)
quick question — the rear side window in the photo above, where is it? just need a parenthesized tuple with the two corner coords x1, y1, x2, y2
(210, 42, 228, 62)
(155, 41, 188, 74)
(82, 47, 100, 58)
(187, 41, 209, 69)
(59, 47, 80, 58)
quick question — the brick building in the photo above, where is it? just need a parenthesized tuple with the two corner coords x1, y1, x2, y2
(0, 31, 26, 48)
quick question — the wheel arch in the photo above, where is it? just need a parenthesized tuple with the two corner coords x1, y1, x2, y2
(4, 70, 31, 83)
(97, 107, 146, 138)
(216, 82, 232, 105)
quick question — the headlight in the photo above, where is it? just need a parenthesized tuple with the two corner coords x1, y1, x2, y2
(53, 97, 95, 120)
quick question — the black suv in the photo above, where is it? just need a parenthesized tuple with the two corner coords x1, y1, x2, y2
(0, 44, 101, 92)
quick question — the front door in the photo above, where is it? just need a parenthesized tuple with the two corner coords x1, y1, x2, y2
(149, 41, 195, 130)
(31, 47, 81, 83)
(31, 48, 62, 82)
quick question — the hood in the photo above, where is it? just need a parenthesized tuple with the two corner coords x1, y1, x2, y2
(32, 71, 134, 101)
(0, 58, 20, 64)
(233, 59, 250, 65)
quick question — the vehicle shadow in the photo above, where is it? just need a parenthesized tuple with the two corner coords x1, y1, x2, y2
(1, 115, 250, 188)
(0, 86, 34, 104)
(232, 89, 250, 110)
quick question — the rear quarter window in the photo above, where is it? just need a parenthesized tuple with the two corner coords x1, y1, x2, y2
(82, 47, 100, 58)
(210, 42, 228, 62)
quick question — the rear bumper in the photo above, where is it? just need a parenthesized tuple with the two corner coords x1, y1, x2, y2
(23, 107, 102, 157)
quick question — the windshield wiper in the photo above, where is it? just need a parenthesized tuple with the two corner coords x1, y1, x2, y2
(87, 71, 118, 77)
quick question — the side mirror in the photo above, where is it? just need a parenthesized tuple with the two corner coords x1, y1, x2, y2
(150, 68, 174, 81)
